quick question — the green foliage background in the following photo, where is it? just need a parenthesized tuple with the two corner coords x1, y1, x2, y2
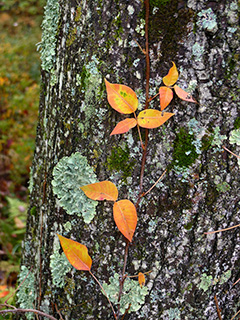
(0, 0, 44, 303)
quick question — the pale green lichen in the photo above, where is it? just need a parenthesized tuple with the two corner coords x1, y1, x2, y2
(16, 266, 36, 320)
(192, 43, 204, 62)
(50, 242, 72, 288)
(199, 273, 213, 292)
(52, 152, 98, 223)
(80, 55, 104, 130)
(229, 129, 240, 146)
(102, 273, 149, 314)
(229, 128, 240, 167)
(168, 307, 181, 319)
(63, 221, 72, 232)
(197, 8, 218, 33)
(214, 175, 230, 193)
(211, 127, 227, 152)
(37, 0, 60, 72)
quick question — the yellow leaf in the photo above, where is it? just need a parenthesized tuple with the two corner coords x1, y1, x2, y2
(105, 79, 138, 114)
(163, 62, 179, 86)
(137, 109, 174, 129)
(57, 234, 92, 271)
(81, 181, 118, 201)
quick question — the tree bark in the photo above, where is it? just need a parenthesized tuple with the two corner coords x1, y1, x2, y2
(18, 0, 239, 319)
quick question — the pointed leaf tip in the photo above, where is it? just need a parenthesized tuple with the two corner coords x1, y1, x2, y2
(174, 85, 197, 103)
(113, 199, 137, 242)
(163, 62, 179, 87)
(57, 234, 92, 271)
(137, 109, 174, 129)
(81, 181, 118, 201)
(110, 118, 137, 135)
(105, 79, 138, 114)
(159, 86, 173, 110)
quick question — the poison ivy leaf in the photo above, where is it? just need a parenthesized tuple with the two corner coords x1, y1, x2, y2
(137, 109, 174, 129)
(57, 234, 92, 271)
(163, 62, 178, 86)
(159, 86, 173, 110)
(110, 118, 137, 135)
(81, 181, 118, 201)
(105, 79, 138, 114)
(174, 85, 197, 103)
(113, 200, 137, 242)
(138, 272, 145, 288)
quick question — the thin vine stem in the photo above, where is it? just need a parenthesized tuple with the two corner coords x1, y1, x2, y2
(89, 271, 117, 320)
(214, 295, 222, 320)
(223, 145, 240, 158)
(204, 224, 240, 235)
(0, 308, 58, 320)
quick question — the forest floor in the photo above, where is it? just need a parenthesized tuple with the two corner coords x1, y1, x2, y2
(0, 1, 44, 306)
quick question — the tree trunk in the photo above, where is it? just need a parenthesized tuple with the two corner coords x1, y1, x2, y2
(18, 0, 239, 319)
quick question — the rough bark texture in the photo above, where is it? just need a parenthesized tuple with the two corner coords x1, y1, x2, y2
(18, 0, 239, 319)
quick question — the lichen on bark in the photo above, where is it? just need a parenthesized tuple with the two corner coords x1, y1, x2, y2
(19, 0, 240, 319)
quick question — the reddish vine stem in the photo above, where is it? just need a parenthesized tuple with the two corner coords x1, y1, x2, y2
(0, 308, 58, 320)
(214, 295, 222, 320)
(89, 271, 117, 320)
(137, 0, 150, 207)
(117, 1, 150, 318)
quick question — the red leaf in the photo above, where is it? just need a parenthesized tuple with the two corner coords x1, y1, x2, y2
(174, 85, 197, 103)
(113, 200, 137, 242)
(81, 181, 118, 201)
(159, 86, 173, 110)
(137, 109, 174, 129)
(163, 62, 179, 86)
(57, 234, 92, 271)
(110, 118, 137, 135)
(105, 79, 138, 114)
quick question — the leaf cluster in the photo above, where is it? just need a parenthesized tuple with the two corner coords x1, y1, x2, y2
(106, 62, 196, 136)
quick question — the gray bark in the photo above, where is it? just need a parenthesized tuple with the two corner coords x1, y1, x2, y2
(18, 0, 239, 319)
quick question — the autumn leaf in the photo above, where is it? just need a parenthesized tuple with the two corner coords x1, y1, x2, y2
(81, 181, 118, 201)
(0, 285, 10, 298)
(57, 234, 92, 271)
(174, 85, 197, 103)
(105, 79, 138, 114)
(159, 86, 173, 110)
(110, 118, 137, 135)
(162, 62, 179, 86)
(138, 272, 145, 288)
(137, 109, 174, 129)
(113, 200, 137, 242)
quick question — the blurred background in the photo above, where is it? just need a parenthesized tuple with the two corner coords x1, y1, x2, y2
(0, 0, 45, 305)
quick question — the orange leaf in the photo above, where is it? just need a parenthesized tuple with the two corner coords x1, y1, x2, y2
(163, 62, 179, 86)
(105, 79, 138, 114)
(137, 109, 174, 129)
(159, 87, 173, 110)
(0, 289, 10, 298)
(138, 272, 145, 288)
(81, 181, 118, 201)
(57, 234, 92, 271)
(174, 85, 197, 103)
(113, 200, 137, 242)
(110, 118, 137, 135)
